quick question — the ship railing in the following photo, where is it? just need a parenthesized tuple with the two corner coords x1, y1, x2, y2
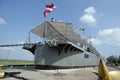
(0, 42, 41, 47)
(45, 39, 85, 52)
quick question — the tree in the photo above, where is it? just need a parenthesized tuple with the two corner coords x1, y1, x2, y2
(106, 55, 119, 66)
(118, 56, 120, 64)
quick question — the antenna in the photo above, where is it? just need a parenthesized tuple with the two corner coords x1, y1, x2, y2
(28, 32, 31, 43)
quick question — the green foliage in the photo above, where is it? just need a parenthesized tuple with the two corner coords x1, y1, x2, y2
(0, 60, 34, 66)
(106, 55, 120, 66)
(118, 56, 120, 63)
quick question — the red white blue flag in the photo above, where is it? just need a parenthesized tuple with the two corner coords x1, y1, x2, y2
(44, 3, 56, 18)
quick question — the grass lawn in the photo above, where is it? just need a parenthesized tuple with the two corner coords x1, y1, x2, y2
(0, 60, 34, 66)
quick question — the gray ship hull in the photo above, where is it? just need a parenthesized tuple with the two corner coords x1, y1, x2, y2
(34, 43, 100, 69)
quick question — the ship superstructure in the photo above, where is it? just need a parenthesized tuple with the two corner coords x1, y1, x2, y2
(23, 21, 100, 69)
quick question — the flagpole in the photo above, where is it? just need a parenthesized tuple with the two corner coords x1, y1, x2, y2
(43, 17, 46, 43)
(43, 3, 47, 43)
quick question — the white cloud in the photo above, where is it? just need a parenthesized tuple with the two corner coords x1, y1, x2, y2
(84, 7, 96, 14)
(0, 17, 6, 24)
(99, 29, 113, 37)
(91, 38, 102, 46)
(91, 28, 120, 47)
(80, 6, 96, 25)
(80, 14, 96, 24)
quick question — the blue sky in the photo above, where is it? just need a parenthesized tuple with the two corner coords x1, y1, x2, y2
(0, 0, 120, 60)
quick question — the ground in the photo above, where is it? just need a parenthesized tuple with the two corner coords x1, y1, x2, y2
(0, 66, 119, 80)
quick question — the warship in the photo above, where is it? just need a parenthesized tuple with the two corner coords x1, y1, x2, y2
(23, 20, 101, 69)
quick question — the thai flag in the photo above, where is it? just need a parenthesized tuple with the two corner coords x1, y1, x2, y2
(44, 3, 56, 18)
